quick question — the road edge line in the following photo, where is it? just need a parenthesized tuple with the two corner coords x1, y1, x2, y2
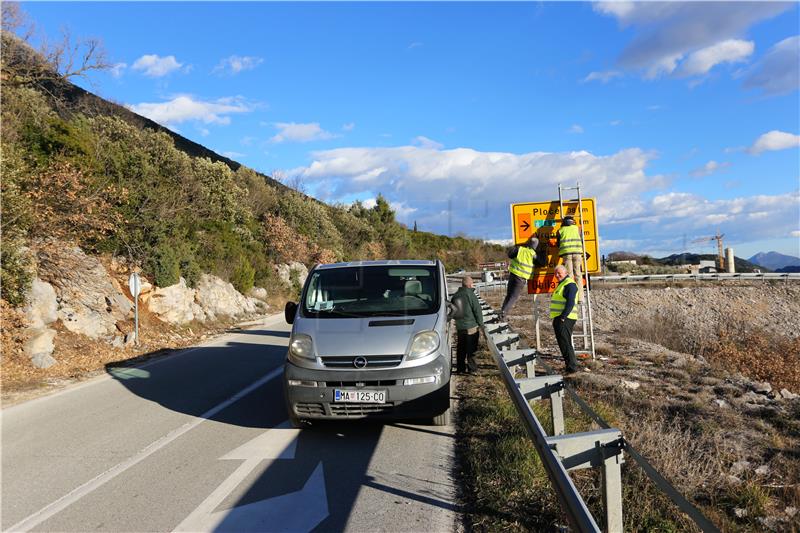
(7, 365, 285, 533)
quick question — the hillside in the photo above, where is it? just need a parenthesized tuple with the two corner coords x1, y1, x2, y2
(657, 253, 764, 273)
(0, 33, 504, 309)
(749, 251, 800, 271)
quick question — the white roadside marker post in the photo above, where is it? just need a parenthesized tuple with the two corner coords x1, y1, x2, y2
(128, 272, 141, 346)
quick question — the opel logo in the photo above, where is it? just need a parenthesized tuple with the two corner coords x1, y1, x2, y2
(353, 356, 368, 369)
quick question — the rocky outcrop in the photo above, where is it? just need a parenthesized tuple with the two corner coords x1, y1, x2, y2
(22, 278, 59, 368)
(36, 244, 132, 339)
(24, 278, 58, 328)
(248, 287, 268, 301)
(147, 275, 266, 325)
(194, 275, 259, 321)
(147, 277, 205, 324)
(276, 262, 308, 287)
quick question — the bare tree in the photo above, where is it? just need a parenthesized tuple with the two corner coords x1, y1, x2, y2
(273, 169, 307, 194)
(1, 2, 110, 88)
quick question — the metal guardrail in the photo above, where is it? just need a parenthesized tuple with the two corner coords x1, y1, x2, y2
(470, 280, 720, 533)
(593, 272, 800, 282)
(473, 287, 623, 532)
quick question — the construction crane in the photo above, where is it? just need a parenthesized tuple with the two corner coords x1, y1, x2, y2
(691, 231, 725, 271)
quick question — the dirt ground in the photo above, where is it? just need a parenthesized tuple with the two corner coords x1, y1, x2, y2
(481, 281, 800, 532)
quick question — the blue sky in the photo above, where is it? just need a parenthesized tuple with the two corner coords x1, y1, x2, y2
(22, 1, 800, 258)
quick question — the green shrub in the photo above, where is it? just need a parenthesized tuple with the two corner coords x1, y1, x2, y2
(150, 243, 181, 287)
(231, 257, 255, 294)
(0, 238, 33, 306)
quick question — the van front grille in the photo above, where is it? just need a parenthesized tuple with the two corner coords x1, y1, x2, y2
(295, 403, 325, 416)
(329, 402, 395, 417)
(320, 355, 403, 369)
(325, 380, 397, 387)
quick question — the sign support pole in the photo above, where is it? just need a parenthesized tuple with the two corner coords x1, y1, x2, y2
(533, 294, 541, 350)
(134, 293, 139, 346)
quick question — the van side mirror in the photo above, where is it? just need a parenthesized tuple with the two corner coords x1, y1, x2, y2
(447, 298, 465, 320)
(285, 301, 298, 324)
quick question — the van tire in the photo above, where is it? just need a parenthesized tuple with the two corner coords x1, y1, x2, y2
(431, 408, 450, 426)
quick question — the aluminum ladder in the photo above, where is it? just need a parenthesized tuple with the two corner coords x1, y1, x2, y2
(558, 182, 596, 359)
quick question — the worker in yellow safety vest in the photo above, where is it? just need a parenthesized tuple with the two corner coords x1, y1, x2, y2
(499, 236, 538, 318)
(550, 265, 580, 374)
(557, 215, 583, 282)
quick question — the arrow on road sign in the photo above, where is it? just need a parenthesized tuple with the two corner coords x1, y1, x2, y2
(519, 220, 530, 231)
(174, 421, 328, 532)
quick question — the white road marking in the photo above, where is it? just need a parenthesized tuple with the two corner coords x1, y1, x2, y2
(174, 422, 326, 532)
(8, 366, 285, 533)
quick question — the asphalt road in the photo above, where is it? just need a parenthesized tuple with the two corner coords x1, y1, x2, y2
(2, 314, 458, 532)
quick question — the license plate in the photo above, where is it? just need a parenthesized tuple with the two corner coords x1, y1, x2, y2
(334, 389, 386, 403)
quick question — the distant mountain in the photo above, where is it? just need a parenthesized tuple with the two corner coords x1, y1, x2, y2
(658, 253, 764, 273)
(776, 265, 800, 273)
(748, 251, 800, 271)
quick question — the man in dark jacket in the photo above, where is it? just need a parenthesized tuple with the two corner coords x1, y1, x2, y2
(452, 276, 483, 374)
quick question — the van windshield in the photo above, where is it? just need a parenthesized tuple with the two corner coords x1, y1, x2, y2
(302, 266, 439, 318)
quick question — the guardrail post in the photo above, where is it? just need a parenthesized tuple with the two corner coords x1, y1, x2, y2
(516, 375, 565, 436)
(601, 440, 624, 533)
(547, 429, 625, 531)
(551, 386, 565, 436)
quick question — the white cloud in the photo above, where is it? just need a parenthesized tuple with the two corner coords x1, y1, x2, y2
(342, 122, 356, 132)
(610, 120, 622, 126)
(581, 70, 622, 83)
(198, 127, 210, 137)
(221, 151, 245, 159)
(408, 42, 423, 50)
(595, 2, 788, 80)
(213, 55, 264, 75)
(291, 141, 799, 247)
(127, 95, 252, 126)
(290, 143, 663, 238)
(690, 160, 730, 177)
(748, 130, 800, 155)
(131, 54, 184, 77)
(569, 124, 584, 134)
(791, 230, 800, 238)
(677, 39, 754, 77)
(240, 136, 256, 146)
(270, 122, 337, 143)
(744, 35, 800, 96)
(412, 136, 443, 150)
(110, 62, 127, 78)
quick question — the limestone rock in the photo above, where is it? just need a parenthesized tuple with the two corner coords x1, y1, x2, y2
(37, 244, 132, 339)
(23, 278, 58, 328)
(248, 286, 268, 301)
(31, 352, 57, 369)
(275, 262, 308, 287)
(620, 379, 640, 390)
(147, 278, 204, 324)
(194, 274, 257, 320)
(752, 381, 772, 395)
(779, 388, 798, 400)
(24, 328, 57, 368)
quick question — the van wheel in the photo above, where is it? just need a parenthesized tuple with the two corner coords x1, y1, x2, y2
(431, 408, 450, 426)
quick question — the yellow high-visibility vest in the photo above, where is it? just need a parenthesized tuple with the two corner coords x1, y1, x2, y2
(550, 277, 580, 319)
(558, 225, 583, 256)
(508, 246, 536, 280)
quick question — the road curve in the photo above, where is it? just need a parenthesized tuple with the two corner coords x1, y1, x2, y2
(2, 314, 459, 532)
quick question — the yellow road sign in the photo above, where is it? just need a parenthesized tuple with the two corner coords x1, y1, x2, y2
(510, 198, 600, 281)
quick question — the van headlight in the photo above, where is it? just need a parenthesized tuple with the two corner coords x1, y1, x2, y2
(288, 334, 315, 361)
(407, 331, 440, 360)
